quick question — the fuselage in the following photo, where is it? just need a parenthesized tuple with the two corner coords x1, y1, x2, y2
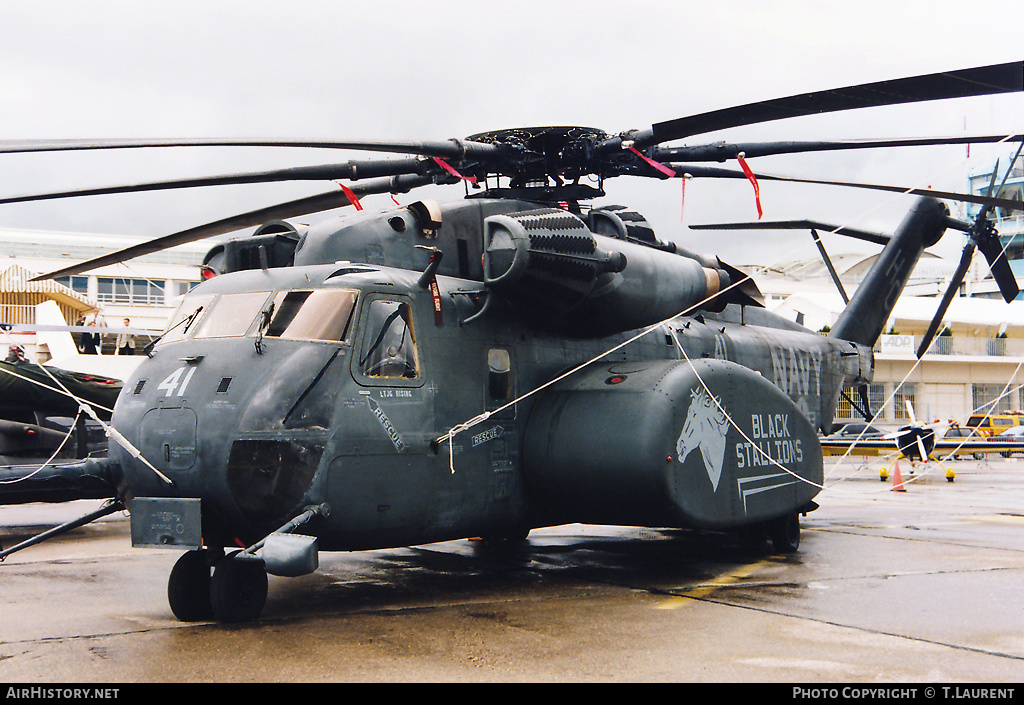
(111, 258, 860, 551)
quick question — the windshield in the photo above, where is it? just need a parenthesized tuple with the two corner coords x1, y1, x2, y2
(194, 292, 272, 339)
(156, 294, 217, 347)
(264, 289, 357, 342)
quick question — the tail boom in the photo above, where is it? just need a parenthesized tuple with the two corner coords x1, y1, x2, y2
(829, 197, 947, 347)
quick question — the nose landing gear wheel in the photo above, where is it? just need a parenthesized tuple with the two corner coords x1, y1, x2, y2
(210, 552, 268, 623)
(168, 549, 214, 622)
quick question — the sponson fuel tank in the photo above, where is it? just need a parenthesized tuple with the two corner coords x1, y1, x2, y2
(522, 358, 823, 529)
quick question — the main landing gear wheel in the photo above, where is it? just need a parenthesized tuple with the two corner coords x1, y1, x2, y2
(210, 552, 268, 623)
(768, 512, 801, 553)
(737, 524, 768, 554)
(168, 549, 214, 622)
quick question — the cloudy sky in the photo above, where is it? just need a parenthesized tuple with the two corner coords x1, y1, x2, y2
(0, 0, 1021, 268)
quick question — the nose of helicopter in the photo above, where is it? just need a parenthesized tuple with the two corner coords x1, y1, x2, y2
(113, 338, 342, 538)
(223, 438, 325, 528)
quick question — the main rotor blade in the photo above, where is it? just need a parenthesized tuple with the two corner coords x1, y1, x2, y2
(641, 61, 1023, 146)
(0, 158, 424, 205)
(665, 163, 1024, 213)
(653, 134, 1024, 162)
(0, 136, 500, 160)
(30, 173, 434, 281)
(688, 219, 890, 246)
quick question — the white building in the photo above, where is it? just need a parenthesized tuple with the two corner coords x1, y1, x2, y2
(0, 226, 206, 357)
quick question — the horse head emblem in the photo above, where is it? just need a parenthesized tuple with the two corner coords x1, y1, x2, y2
(676, 386, 729, 491)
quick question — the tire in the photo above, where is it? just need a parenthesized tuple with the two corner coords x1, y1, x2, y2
(210, 553, 268, 623)
(168, 550, 214, 622)
(737, 524, 767, 554)
(768, 513, 800, 553)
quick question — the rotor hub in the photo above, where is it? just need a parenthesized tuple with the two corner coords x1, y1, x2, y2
(465, 126, 612, 184)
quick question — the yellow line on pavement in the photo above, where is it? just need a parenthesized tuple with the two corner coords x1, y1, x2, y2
(655, 560, 769, 608)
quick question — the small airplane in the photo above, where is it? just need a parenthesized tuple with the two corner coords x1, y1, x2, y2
(819, 397, 1024, 466)
(0, 301, 153, 497)
(0, 62, 1020, 624)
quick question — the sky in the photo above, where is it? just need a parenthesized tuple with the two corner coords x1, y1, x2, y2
(0, 0, 1021, 270)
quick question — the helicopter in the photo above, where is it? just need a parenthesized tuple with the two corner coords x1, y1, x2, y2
(0, 61, 1021, 623)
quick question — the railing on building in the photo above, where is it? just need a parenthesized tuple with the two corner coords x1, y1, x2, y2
(875, 334, 1024, 357)
(831, 334, 1024, 426)
(0, 304, 36, 326)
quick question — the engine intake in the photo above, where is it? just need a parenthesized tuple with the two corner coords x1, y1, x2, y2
(483, 208, 732, 336)
(484, 208, 626, 313)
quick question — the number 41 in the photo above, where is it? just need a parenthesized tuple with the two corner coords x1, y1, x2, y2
(157, 366, 197, 397)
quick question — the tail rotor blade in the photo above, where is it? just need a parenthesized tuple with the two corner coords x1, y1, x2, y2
(917, 242, 975, 358)
(973, 146, 1023, 303)
(977, 234, 1020, 302)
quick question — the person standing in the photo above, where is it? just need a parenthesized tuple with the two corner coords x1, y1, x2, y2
(116, 318, 136, 355)
(81, 320, 101, 355)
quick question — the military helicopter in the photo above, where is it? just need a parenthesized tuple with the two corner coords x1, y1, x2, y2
(0, 62, 1021, 623)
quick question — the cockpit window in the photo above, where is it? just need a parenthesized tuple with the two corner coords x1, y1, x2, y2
(194, 292, 272, 339)
(358, 299, 419, 379)
(264, 289, 357, 342)
(156, 294, 216, 347)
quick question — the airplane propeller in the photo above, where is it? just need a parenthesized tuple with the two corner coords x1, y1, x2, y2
(895, 397, 934, 462)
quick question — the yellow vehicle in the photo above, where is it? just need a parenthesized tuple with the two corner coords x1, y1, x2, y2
(966, 412, 1024, 437)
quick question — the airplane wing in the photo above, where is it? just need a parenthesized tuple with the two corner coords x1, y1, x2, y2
(820, 437, 1021, 458)
(22, 300, 146, 381)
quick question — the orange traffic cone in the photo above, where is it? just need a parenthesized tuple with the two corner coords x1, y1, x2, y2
(891, 460, 906, 492)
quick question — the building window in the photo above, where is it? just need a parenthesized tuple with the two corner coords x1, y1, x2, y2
(973, 384, 1012, 414)
(97, 277, 165, 305)
(836, 383, 886, 423)
(54, 276, 89, 297)
(894, 383, 916, 421)
(175, 281, 199, 298)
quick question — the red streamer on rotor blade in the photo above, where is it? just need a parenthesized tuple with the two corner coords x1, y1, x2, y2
(335, 181, 363, 210)
(628, 146, 677, 178)
(680, 176, 686, 223)
(432, 157, 477, 183)
(736, 155, 763, 219)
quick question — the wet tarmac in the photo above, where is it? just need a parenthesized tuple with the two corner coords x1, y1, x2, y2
(1, 456, 1022, 683)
